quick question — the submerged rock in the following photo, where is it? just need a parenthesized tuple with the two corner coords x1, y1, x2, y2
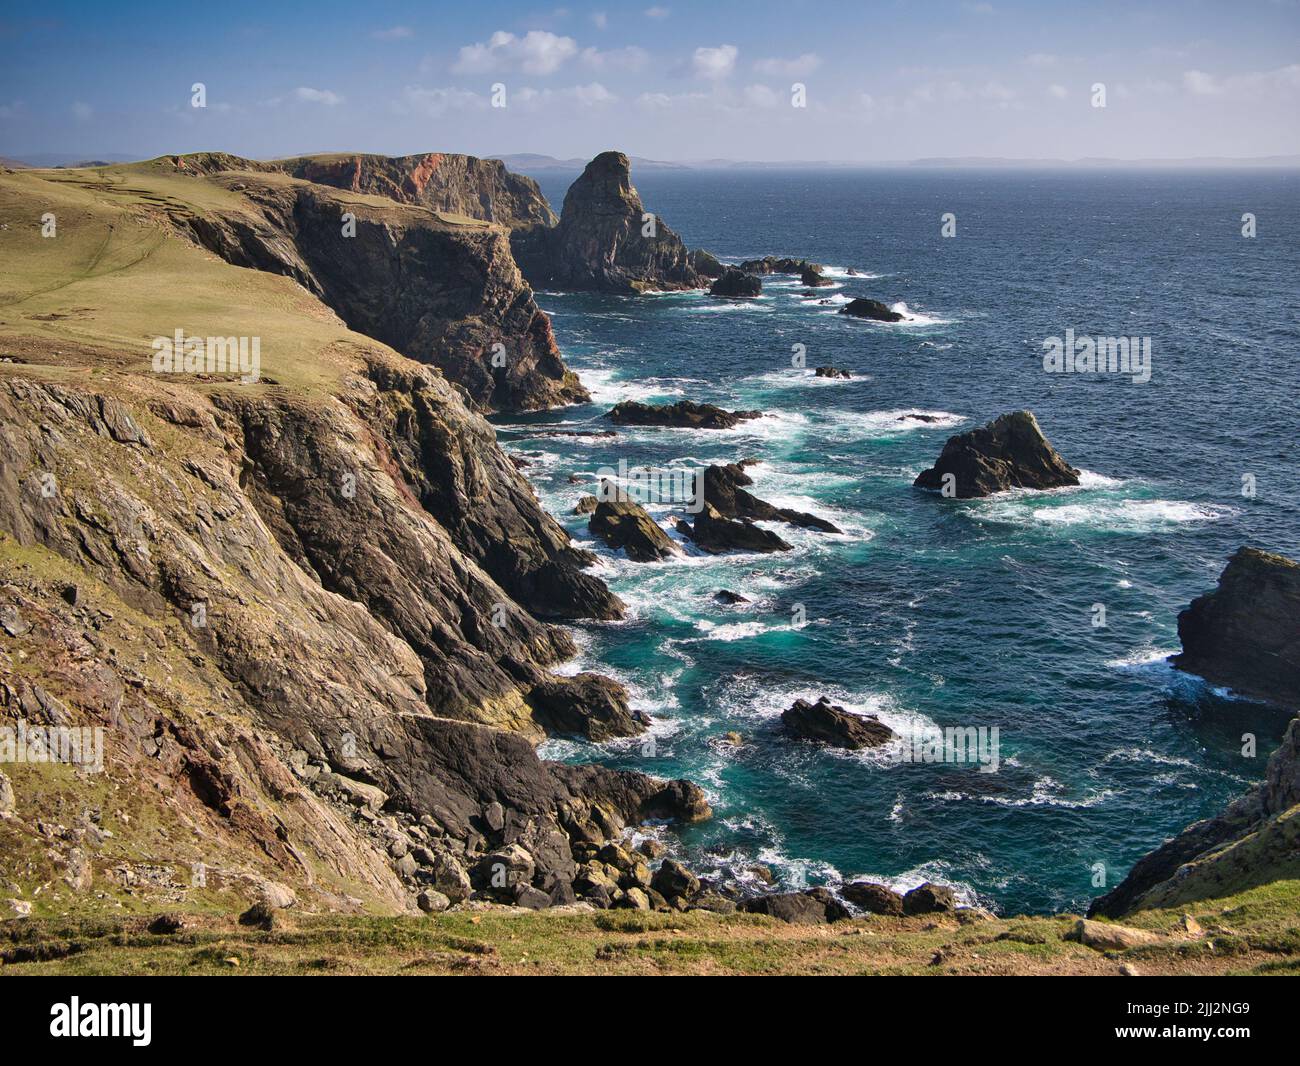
(1171, 547, 1300, 709)
(913, 410, 1080, 498)
(782, 697, 895, 750)
(588, 499, 679, 561)
(606, 400, 761, 430)
(677, 504, 792, 554)
(709, 267, 763, 298)
(713, 589, 750, 605)
(814, 366, 851, 379)
(839, 297, 903, 322)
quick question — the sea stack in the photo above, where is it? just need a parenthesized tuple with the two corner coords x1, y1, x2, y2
(913, 411, 1081, 498)
(1171, 548, 1300, 709)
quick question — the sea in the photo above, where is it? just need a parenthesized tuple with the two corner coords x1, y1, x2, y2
(494, 166, 1300, 914)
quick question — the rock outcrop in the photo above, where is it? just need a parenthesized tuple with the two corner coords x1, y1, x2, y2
(913, 411, 1081, 498)
(1090, 554, 1300, 918)
(738, 256, 819, 275)
(842, 881, 904, 914)
(588, 500, 679, 562)
(814, 366, 851, 379)
(697, 463, 841, 533)
(512, 151, 705, 293)
(1170, 548, 1300, 709)
(184, 172, 586, 413)
(525, 674, 649, 741)
(781, 697, 895, 750)
(741, 887, 850, 924)
(710, 268, 762, 298)
(840, 297, 903, 322)
(801, 264, 832, 287)
(606, 400, 761, 430)
(676, 504, 792, 555)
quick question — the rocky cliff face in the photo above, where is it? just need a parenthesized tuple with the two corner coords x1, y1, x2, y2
(277, 152, 557, 228)
(173, 156, 584, 413)
(1090, 548, 1300, 917)
(1171, 548, 1300, 709)
(512, 151, 705, 293)
(0, 161, 707, 918)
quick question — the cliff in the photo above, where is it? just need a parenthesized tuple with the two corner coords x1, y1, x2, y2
(511, 151, 707, 293)
(0, 160, 705, 919)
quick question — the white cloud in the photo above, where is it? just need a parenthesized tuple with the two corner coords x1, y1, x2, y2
(398, 86, 487, 116)
(514, 82, 617, 109)
(453, 30, 578, 75)
(742, 83, 781, 107)
(1026, 52, 1058, 68)
(1183, 64, 1300, 98)
(1048, 83, 1068, 99)
(580, 45, 649, 71)
(644, 6, 670, 18)
(372, 26, 413, 41)
(753, 53, 821, 77)
(294, 86, 342, 105)
(693, 44, 737, 80)
(592, 11, 608, 29)
(71, 101, 93, 121)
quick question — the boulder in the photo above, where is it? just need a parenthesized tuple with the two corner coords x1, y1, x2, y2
(902, 882, 957, 915)
(841, 880, 904, 915)
(1171, 548, 1300, 709)
(814, 366, 851, 379)
(573, 495, 598, 515)
(840, 298, 904, 322)
(606, 400, 762, 430)
(710, 267, 763, 298)
(431, 852, 472, 903)
(913, 411, 1081, 498)
(781, 697, 895, 750)
(588, 499, 679, 562)
(1066, 919, 1161, 952)
(742, 889, 848, 924)
(513, 884, 552, 909)
(417, 888, 451, 913)
(678, 503, 792, 555)
(713, 589, 750, 605)
(527, 672, 648, 740)
(651, 858, 701, 901)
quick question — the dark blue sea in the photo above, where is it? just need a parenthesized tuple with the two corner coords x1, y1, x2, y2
(497, 167, 1300, 915)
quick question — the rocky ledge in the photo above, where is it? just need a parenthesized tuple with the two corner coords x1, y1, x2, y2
(676, 504, 792, 555)
(782, 697, 896, 750)
(840, 297, 904, 322)
(913, 411, 1081, 498)
(738, 256, 821, 275)
(1170, 547, 1300, 710)
(606, 400, 762, 430)
(697, 462, 841, 533)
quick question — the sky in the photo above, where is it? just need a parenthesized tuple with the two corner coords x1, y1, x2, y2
(1, 0, 1298, 163)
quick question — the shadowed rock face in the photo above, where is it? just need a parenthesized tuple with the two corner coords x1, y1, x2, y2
(1171, 548, 1300, 709)
(913, 411, 1081, 498)
(698, 463, 841, 533)
(1090, 549, 1300, 918)
(186, 178, 587, 413)
(512, 151, 704, 293)
(677, 503, 792, 555)
(277, 152, 557, 228)
(710, 268, 762, 298)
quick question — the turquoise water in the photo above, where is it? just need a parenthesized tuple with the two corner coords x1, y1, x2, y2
(496, 168, 1300, 914)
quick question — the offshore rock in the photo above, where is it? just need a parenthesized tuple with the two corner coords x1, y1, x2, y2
(913, 411, 1080, 498)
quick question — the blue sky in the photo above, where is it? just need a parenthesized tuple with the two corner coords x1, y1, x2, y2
(2, 0, 1298, 162)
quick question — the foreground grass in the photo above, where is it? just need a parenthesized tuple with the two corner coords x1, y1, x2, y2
(4, 880, 1298, 976)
